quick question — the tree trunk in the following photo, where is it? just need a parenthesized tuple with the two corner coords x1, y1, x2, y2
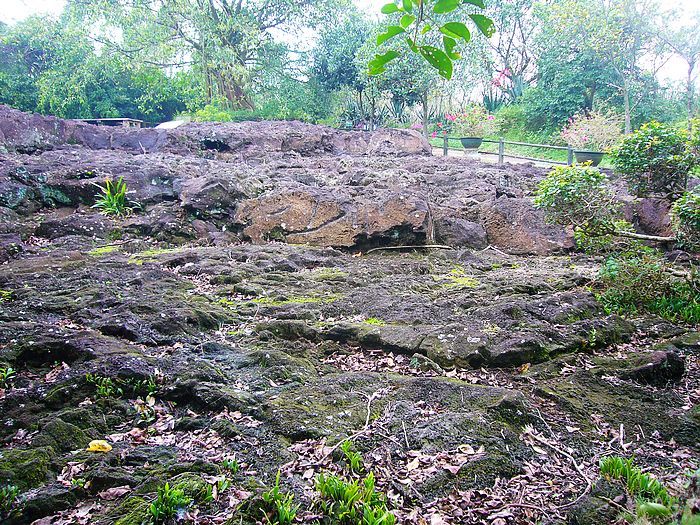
(622, 77, 632, 134)
(421, 91, 429, 140)
(687, 60, 695, 130)
(615, 230, 675, 242)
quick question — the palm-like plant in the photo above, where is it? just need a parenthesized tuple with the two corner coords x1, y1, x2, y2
(92, 177, 133, 217)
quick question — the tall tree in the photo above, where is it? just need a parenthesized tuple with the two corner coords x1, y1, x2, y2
(657, 12, 700, 128)
(67, 0, 342, 110)
(539, 0, 660, 133)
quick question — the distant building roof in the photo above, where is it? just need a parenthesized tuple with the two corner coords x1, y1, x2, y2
(75, 118, 143, 128)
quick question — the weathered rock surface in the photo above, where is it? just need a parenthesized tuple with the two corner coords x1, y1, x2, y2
(0, 106, 697, 525)
(0, 104, 575, 255)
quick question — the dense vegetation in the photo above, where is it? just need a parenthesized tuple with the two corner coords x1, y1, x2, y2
(0, 0, 698, 138)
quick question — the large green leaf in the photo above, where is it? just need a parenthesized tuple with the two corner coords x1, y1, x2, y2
(442, 36, 461, 59)
(368, 50, 399, 75)
(380, 3, 400, 14)
(463, 0, 486, 7)
(402, 0, 413, 13)
(433, 0, 460, 14)
(440, 22, 471, 41)
(377, 25, 406, 45)
(419, 45, 453, 79)
(469, 14, 496, 37)
(400, 14, 416, 29)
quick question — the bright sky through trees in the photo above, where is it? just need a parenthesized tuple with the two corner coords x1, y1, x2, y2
(7, 0, 689, 84)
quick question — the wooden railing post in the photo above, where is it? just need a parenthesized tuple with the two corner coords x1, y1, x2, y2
(443, 134, 448, 156)
(498, 137, 505, 167)
(567, 146, 574, 166)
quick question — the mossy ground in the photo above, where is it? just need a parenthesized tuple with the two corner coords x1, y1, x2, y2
(0, 242, 697, 524)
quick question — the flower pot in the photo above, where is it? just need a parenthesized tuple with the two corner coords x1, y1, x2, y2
(460, 137, 484, 150)
(574, 150, 604, 167)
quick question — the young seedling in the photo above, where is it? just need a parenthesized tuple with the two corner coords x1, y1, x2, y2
(0, 367, 16, 389)
(149, 483, 191, 525)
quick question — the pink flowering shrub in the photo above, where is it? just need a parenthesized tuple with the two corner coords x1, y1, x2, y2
(560, 111, 623, 152)
(451, 106, 497, 137)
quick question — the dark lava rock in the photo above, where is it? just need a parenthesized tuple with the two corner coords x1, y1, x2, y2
(618, 348, 685, 385)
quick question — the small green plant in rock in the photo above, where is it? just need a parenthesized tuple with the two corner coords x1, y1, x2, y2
(600, 456, 676, 511)
(0, 485, 20, 519)
(261, 471, 299, 525)
(594, 248, 700, 324)
(340, 440, 364, 474)
(85, 373, 123, 398)
(92, 177, 135, 217)
(149, 482, 191, 525)
(0, 367, 16, 389)
(221, 458, 240, 475)
(315, 471, 395, 525)
(70, 478, 87, 489)
(0, 289, 12, 302)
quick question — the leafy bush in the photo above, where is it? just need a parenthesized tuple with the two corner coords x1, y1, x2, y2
(671, 191, 700, 252)
(92, 177, 134, 217)
(534, 164, 621, 241)
(560, 110, 622, 152)
(594, 248, 700, 324)
(611, 121, 697, 198)
(315, 472, 395, 525)
(149, 483, 191, 524)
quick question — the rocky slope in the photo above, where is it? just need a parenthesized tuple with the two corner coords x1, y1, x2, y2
(0, 106, 698, 525)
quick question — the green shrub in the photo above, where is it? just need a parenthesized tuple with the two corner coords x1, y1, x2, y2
(594, 248, 700, 324)
(534, 164, 621, 244)
(671, 191, 700, 252)
(149, 483, 191, 524)
(92, 177, 134, 217)
(611, 121, 696, 198)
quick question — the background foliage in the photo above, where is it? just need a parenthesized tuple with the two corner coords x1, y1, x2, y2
(0, 0, 698, 135)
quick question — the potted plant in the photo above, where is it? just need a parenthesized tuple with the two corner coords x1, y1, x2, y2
(453, 106, 497, 149)
(561, 111, 622, 166)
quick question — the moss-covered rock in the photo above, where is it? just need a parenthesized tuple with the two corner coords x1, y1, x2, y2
(22, 483, 80, 523)
(113, 496, 150, 525)
(0, 447, 55, 490)
(32, 418, 90, 452)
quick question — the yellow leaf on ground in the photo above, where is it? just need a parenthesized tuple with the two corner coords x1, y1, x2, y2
(86, 440, 112, 453)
